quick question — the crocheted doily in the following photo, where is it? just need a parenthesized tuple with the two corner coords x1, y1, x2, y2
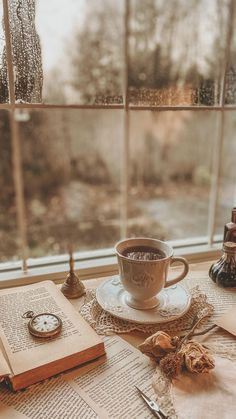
(80, 285, 213, 335)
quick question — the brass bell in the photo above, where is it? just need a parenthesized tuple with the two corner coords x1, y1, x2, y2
(61, 251, 86, 299)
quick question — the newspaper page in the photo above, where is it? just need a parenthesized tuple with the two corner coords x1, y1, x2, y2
(0, 335, 155, 419)
(186, 271, 236, 350)
(0, 281, 102, 375)
(0, 376, 97, 419)
(66, 335, 155, 419)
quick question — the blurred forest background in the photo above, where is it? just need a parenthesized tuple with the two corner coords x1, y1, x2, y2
(0, 0, 236, 261)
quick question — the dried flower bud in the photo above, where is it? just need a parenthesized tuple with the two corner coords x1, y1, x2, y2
(159, 352, 184, 379)
(181, 341, 215, 373)
(138, 331, 179, 360)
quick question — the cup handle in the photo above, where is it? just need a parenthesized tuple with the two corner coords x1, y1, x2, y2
(165, 256, 189, 288)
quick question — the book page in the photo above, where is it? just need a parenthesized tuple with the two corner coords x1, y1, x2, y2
(0, 281, 102, 375)
(65, 335, 155, 419)
(0, 336, 155, 419)
(187, 271, 236, 350)
(0, 340, 11, 377)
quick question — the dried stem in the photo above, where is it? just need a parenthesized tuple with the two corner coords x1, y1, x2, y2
(178, 311, 211, 347)
(191, 324, 218, 337)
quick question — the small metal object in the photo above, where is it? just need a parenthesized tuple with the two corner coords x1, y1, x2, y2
(135, 386, 168, 419)
(22, 311, 62, 338)
(61, 251, 86, 299)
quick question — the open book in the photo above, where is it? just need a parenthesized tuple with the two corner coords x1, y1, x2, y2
(0, 280, 105, 391)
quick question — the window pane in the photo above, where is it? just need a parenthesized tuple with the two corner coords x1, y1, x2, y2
(225, 5, 236, 105)
(129, 0, 229, 106)
(0, 111, 19, 261)
(35, 0, 124, 105)
(7, 0, 43, 103)
(128, 110, 218, 240)
(215, 111, 236, 237)
(0, 0, 9, 103)
(19, 109, 122, 257)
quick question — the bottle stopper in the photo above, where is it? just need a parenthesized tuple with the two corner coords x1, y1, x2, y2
(61, 251, 86, 299)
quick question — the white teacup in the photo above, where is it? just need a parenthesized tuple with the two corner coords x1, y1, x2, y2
(115, 237, 189, 310)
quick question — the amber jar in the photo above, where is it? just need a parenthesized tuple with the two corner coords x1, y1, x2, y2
(209, 242, 236, 287)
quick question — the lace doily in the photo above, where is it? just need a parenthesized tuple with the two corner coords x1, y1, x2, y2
(80, 286, 213, 335)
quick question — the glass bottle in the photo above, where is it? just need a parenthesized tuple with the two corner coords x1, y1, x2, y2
(209, 241, 236, 287)
(224, 207, 236, 243)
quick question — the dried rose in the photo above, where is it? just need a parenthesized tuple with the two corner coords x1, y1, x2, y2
(180, 341, 215, 373)
(159, 352, 184, 379)
(138, 331, 179, 360)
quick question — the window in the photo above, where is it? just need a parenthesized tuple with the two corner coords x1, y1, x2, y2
(0, 0, 236, 279)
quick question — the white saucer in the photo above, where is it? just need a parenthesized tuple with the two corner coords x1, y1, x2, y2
(96, 277, 191, 324)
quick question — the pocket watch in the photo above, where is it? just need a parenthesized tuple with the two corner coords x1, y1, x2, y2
(22, 310, 62, 338)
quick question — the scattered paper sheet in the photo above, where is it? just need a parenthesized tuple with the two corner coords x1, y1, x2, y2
(0, 376, 97, 419)
(215, 306, 236, 338)
(0, 335, 155, 419)
(0, 401, 27, 419)
(171, 356, 236, 419)
(187, 271, 236, 350)
(65, 335, 155, 419)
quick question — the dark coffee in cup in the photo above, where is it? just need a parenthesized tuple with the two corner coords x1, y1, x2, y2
(123, 246, 166, 261)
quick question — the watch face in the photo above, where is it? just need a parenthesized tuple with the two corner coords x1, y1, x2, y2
(28, 313, 62, 338)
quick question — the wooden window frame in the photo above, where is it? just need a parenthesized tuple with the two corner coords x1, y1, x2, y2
(0, 0, 234, 286)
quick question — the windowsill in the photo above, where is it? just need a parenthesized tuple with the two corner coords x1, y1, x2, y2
(0, 239, 221, 289)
